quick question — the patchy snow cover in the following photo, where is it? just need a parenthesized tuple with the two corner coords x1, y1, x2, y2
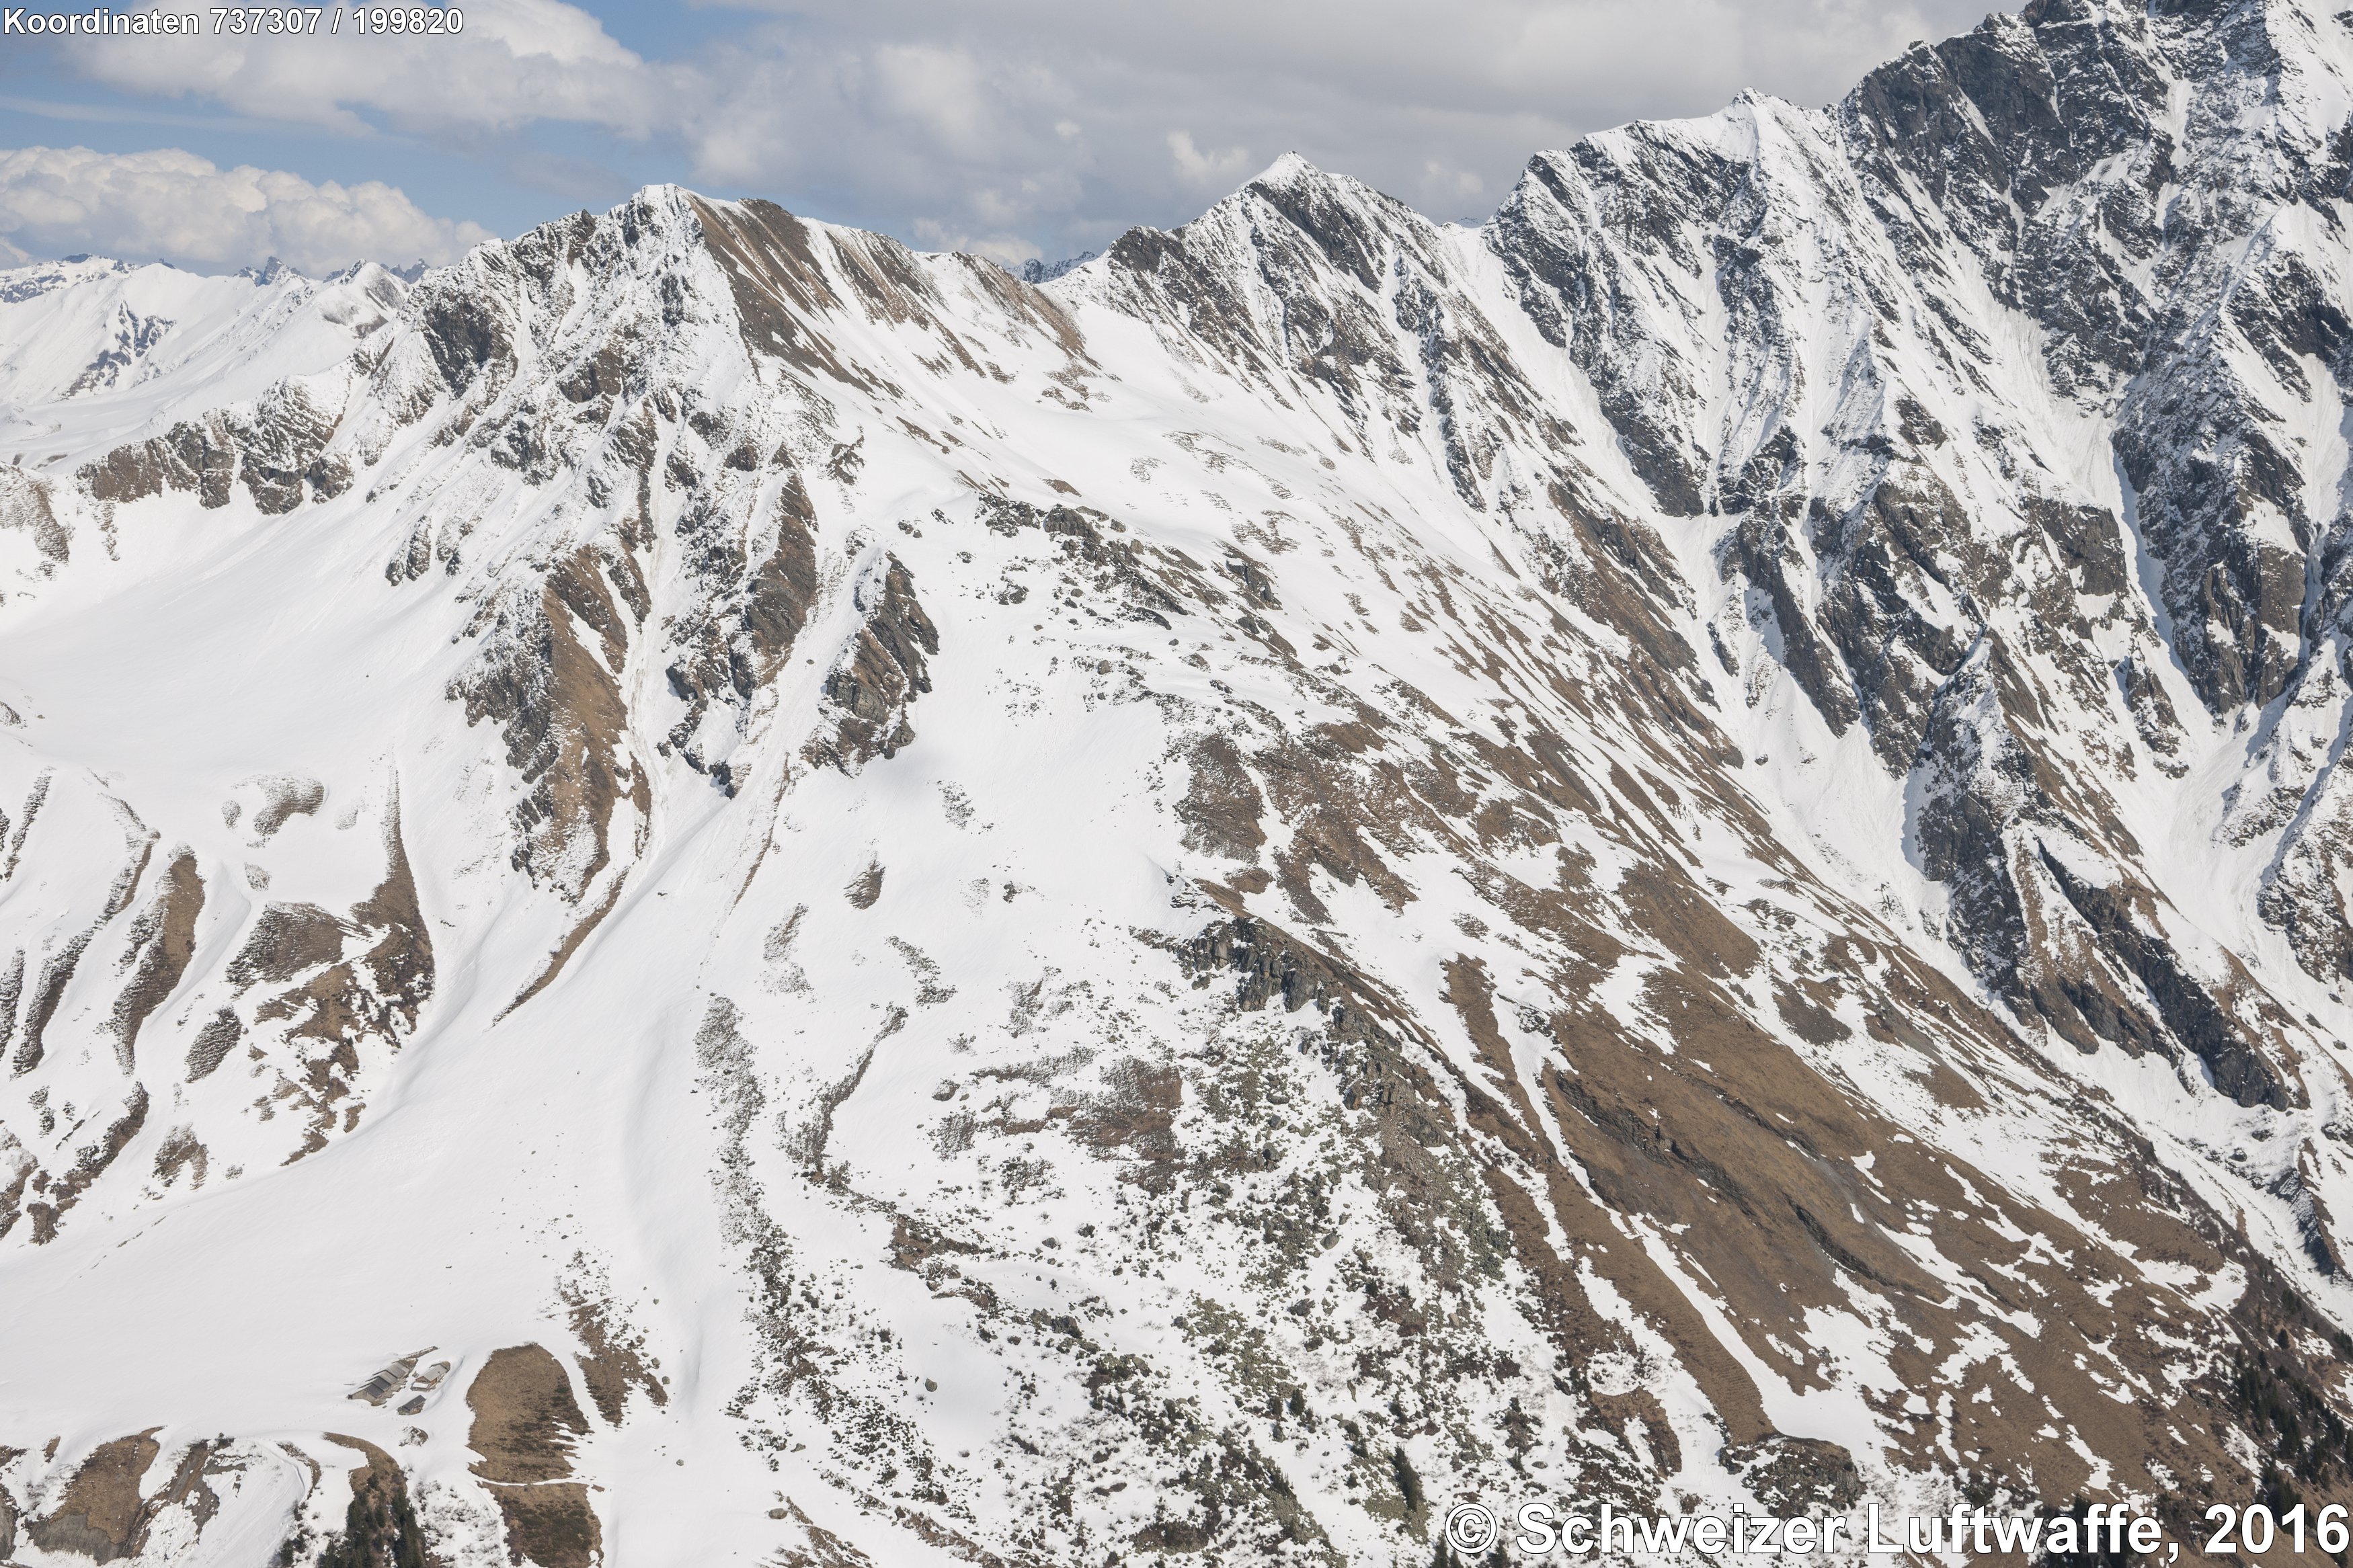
(7, 1, 2353, 1563)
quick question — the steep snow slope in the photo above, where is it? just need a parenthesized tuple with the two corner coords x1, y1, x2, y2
(7, 1, 2353, 1563)
(0, 257, 407, 458)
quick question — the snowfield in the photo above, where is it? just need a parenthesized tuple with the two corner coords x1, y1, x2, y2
(6, 2, 2353, 1562)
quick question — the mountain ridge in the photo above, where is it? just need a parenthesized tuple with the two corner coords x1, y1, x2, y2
(4, 1, 2353, 1563)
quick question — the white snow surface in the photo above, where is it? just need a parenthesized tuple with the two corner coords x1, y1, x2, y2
(7, 4, 2353, 1563)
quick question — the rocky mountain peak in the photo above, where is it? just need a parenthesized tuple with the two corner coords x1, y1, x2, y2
(7, 5, 2353, 1563)
(1249, 149, 1328, 188)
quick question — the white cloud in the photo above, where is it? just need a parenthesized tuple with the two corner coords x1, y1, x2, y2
(50, 0, 2004, 263)
(0, 146, 496, 273)
(1167, 131, 1253, 189)
(65, 0, 665, 138)
(670, 0, 2001, 253)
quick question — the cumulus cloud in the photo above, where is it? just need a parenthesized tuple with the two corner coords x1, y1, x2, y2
(1168, 132, 1255, 190)
(64, 0, 667, 139)
(655, 0, 1997, 253)
(56, 0, 2001, 260)
(0, 146, 496, 273)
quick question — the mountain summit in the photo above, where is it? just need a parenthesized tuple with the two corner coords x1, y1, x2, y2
(5, 1, 2353, 1561)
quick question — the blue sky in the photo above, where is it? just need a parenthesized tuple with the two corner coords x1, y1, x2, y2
(0, 0, 1991, 273)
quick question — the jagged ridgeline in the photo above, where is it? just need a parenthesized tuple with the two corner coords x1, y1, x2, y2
(7, 0, 2353, 1561)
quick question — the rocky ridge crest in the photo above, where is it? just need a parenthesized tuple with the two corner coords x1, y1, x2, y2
(5, 2, 2353, 1562)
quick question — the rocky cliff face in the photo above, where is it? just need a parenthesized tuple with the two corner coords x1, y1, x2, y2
(6, 2, 2353, 1563)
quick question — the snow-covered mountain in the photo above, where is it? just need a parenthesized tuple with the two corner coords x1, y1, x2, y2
(7, 1, 2353, 1561)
